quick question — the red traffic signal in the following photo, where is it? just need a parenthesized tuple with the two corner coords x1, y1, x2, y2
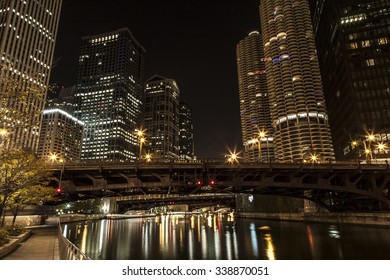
(196, 180, 202, 185)
(210, 179, 215, 185)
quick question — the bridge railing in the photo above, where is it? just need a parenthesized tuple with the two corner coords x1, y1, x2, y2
(58, 223, 91, 260)
(49, 158, 389, 170)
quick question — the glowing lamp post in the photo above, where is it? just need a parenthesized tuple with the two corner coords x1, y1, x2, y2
(257, 130, 267, 162)
(0, 128, 9, 150)
(135, 129, 146, 160)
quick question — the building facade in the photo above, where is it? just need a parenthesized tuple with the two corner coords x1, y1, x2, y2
(236, 31, 274, 162)
(47, 85, 76, 114)
(259, 0, 334, 162)
(310, 0, 390, 161)
(0, 0, 62, 152)
(37, 108, 84, 162)
(179, 102, 195, 160)
(144, 75, 180, 160)
(74, 28, 146, 161)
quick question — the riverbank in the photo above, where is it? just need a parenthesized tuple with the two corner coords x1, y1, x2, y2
(237, 212, 390, 227)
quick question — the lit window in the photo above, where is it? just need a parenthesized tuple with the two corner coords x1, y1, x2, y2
(378, 37, 388, 45)
(362, 40, 370, 47)
(365, 59, 375, 66)
(350, 42, 358, 49)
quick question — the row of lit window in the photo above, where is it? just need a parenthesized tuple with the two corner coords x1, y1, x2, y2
(89, 34, 119, 44)
(349, 37, 389, 49)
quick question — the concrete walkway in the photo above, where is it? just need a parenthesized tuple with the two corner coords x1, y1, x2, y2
(1, 226, 59, 260)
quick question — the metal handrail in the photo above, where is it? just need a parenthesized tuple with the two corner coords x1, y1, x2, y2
(57, 223, 91, 260)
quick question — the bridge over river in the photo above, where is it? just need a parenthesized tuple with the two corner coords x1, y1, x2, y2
(49, 159, 390, 212)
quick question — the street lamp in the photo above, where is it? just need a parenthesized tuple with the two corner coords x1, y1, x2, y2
(226, 150, 240, 164)
(310, 153, 319, 163)
(257, 130, 267, 162)
(135, 128, 146, 160)
(145, 153, 152, 163)
(49, 153, 58, 162)
(377, 142, 387, 152)
(0, 128, 9, 150)
(48, 153, 65, 192)
(0, 128, 8, 137)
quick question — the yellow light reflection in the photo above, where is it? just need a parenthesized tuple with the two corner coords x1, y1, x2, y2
(190, 215, 195, 229)
(81, 224, 88, 255)
(264, 233, 276, 260)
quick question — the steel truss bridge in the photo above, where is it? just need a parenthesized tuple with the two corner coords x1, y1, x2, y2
(49, 160, 390, 212)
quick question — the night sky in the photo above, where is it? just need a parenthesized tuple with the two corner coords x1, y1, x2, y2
(49, 0, 262, 158)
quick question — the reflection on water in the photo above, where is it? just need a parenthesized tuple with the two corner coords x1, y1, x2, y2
(63, 214, 390, 260)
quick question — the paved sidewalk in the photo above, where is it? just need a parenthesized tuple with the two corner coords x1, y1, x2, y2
(2, 226, 60, 260)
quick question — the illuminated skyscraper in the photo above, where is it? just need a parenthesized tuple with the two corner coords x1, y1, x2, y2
(37, 108, 84, 162)
(75, 28, 146, 161)
(236, 31, 274, 162)
(259, 0, 334, 162)
(0, 0, 62, 151)
(144, 75, 180, 160)
(310, 0, 390, 160)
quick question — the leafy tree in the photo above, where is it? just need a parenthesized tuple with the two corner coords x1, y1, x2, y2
(0, 149, 52, 226)
(7, 185, 56, 225)
(0, 63, 54, 150)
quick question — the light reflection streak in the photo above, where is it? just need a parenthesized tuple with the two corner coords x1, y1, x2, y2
(226, 231, 232, 260)
(249, 223, 259, 257)
(201, 226, 207, 259)
(197, 216, 201, 242)
(98, 220, 106, 256)
(81, 224, 88, 255)
(62, 224, 68, 237)
(143, 221, 149, 259)
(214, 227, 221, 259)
(264, 233, 276, 260)
(232, 228, 239, 259)
(190, 215, 195, 229)
(306, 225, 315, 257)
(188, 228, 194, 260)
(207, 214, 213, 228)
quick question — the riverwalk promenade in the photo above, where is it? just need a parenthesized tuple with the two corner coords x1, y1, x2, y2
(1, 226, 59, 260)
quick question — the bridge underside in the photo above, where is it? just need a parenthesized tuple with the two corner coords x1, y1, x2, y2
(49, 162, 390, 212)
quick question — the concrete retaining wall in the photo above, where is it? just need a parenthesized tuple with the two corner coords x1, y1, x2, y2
(0, 231, 31, 259)
(3, 215, 42, 227)
(238, 212, 390, 226)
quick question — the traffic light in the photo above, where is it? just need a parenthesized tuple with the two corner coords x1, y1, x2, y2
(196, 180, 202, 186)
(210, 179, 215, 185)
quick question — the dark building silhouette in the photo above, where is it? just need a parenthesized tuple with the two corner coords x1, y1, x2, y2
(144, 75, 180, 160)
(179, 102, 195, 160)
(310, 0, 390, 161)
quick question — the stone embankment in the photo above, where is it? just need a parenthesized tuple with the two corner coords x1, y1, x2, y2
(238, 212, 390, 226)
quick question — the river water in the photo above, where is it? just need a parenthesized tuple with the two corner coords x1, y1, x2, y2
(62, 214, 390, 260)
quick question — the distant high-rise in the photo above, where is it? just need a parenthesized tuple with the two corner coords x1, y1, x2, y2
(179, 102, 195, 160)
(0, 0, 62, 151)
(37, 108, 84, 162)
(47, 85, 76, 114)
(259, 0, 334, 162)
(74, 28, 146, 161)
(310, 0, 390, 160)
(144, 75, 180, 160)
(236, 31, 274, 162)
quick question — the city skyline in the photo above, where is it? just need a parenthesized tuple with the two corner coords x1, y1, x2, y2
(49, 0, 262, 158)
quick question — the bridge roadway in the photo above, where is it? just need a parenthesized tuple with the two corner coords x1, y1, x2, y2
(49, 159, 390, 212)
